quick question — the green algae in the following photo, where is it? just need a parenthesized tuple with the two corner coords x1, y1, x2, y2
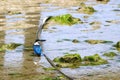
(82, 6, 96, 14)
(56, 39, 71, 43)
(78, 3, 96, 14)
(0, 64, 3, 66)
(85, 40, 113, 44)
(115, 41, 120, 48)
(43, 76, 63, 80)
(43, 67, 56, 71)
(72, 39, 80, 43)
(24, 46, 33, 51)
(54, 53, 82, 63)
(7, 11, 22, 15)
(24, 47, 33, 51)
(8, 72, 22, 76)
(83, 54, 108, 66)
(103, 52, 117, 58)
(53, 53, 108, 68)
(114, 41, 120, 52)
(51, 14, 82, 25)
(57, 39, 80, 43)
(53, 53, 82, 68)
(62, 39, 71, 41)
(0, 43, 22, 51)
(96, 0, 110, 4)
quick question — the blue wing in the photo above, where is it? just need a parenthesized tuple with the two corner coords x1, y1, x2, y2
(33, 45, 42, 56)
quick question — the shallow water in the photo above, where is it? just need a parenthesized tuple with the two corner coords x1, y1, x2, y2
(40, 0, 120, 79)
(0, 2, 58, 80)
(0, 0, 120, 80)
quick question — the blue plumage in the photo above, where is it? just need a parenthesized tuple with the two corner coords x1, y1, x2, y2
(33, 42, 42, 56)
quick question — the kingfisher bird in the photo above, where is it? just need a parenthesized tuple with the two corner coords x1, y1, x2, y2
(33, 16, 51, 56)
(33, 39, 46, 56)
(33, 39, 42, 56)
(32, 16, 73, 80)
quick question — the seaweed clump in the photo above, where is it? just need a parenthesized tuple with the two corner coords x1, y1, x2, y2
(7, 11, 22, 15)
(51, 14, 82, 25)
(72, 39, 80, 43)
(114, 41, 120, 52)
(85, 40, 113, 44)
(0, 43, 21, 51)
(115, 41, 120, 48)
(103, 52, 117, 58)
(53, 53, 108, 68)
(53, 53, 82, 68)
(83, 54, 108, 66)
(78, 3, 96, 14)
(96, 0, 110, 4)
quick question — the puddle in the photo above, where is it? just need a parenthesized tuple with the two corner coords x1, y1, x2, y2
(0, 0, 120, 80)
